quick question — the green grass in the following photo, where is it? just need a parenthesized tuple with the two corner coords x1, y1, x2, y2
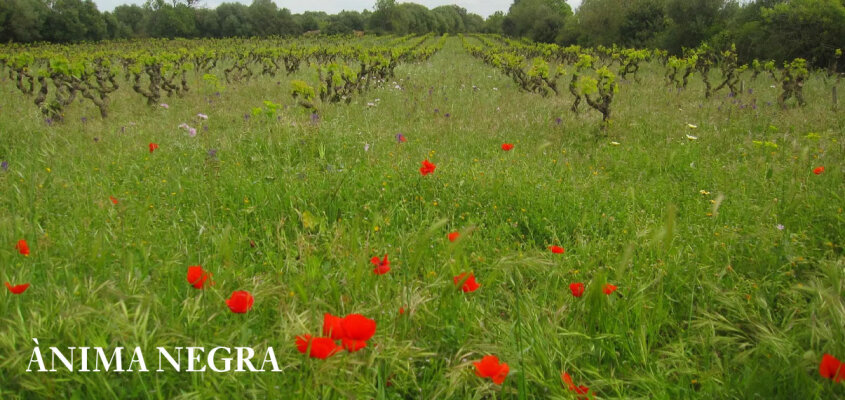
(1, 37, 843, 399)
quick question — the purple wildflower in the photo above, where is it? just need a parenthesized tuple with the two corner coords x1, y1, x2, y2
(444, 113, 451, 118)
(81, 117, 87, 124)
(310, 113, 320, 124)
(776, 224, 784, 231)
(396, 133, 406, 143)
(189, 127, 197, 137)
(1, 161, 7, 171)
(45, 118, 53, 126)
(555, 117, 562, 125)
(207, 149, 218, 158)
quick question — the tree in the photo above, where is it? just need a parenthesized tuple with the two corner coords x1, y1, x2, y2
(325, 11, 366, 35)
(143, 2, 197, 38)
(482, 11, 505, 34)
(44, 0, 107, 42)
(114, 4, 148, 37)
(758, 0, 845, 68)
(0, 0, 50, 42)
(503, 0, 572, 43)
(619, 0, 666, 48)
(662, 0, 729, 54)
(216, 3, 252, 37)
(248, 0, 280, 36)
(368, 0, 396, 33)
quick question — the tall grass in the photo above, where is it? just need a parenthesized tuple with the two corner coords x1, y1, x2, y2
(0, 37, 842, 398)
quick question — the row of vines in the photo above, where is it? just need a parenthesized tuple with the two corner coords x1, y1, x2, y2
(461, 34, 841, 132)
(0, 33, 447, 122)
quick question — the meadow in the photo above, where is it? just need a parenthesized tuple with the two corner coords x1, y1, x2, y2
(0, 35, 843, 399)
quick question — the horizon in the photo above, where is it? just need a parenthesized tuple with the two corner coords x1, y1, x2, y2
(90, 0, 584, 18)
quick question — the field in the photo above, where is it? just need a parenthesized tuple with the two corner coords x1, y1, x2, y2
(0, 35, 843, 399)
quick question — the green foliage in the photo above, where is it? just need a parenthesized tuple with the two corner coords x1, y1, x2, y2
(290, 79, 315, 101)
(0, 34, 843, 400)
(502, 0, 572, 43)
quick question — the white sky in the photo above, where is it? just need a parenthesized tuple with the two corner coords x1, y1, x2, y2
(92, 0, 583, 18)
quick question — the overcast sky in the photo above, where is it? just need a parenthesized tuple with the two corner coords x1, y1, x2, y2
(91, 0, 583, 18)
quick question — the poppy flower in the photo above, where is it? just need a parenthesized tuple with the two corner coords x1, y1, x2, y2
(225, 291, 254, 313)
(448, 232, 460, 242)
(186, 266, 212, 289)
(295, 334, 341, 359)
(501, 143, 514, 151)
(569, 283, 585, 298)
(473, 355, 509, 385)
(340, 314, 377, 352)
(549, 245, 565, 254)
(149, 143, 159, 153)
(399, 306, 406, 315)
(603, 284, 618, 295)
(419, 159, 436, 176)
(819, 353, 845, 382)
(370, 254, 390, 275)
(322, 313, 345, 340)
(562, 371, 591, 398)
(5, 282, 30, 294)
(454, 272, 480, 293)
(15, 240, 29, 256)
(396, 133, 406, 143)
(813, 166, 825, 175)
(109, 196, 118, 205)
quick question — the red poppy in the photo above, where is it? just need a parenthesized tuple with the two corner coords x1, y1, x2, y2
(473, 355, 509, 385)
(569, 282, 585, 298)
(603, 284, 618, 295)
(109, 196, 118, 205)
(340, 313, 377, 352)
(813, 166, 825, 175)
(501, 143, 514, 151)
(399, 306, 406, 315)
(820, 353, 845, 382)
(322, 313, 346, 340)
(15, 239, 29, 256)
(562, 371, 591, 398)
(149, 143, 159, 153)
(448, 232, 460, 242)
(5, 282, 30, 294)
(295, 334, 341, 359)
(370, 254, 390, 275)
(454, 272, 480, 293)
(549, 245, 565, 254)
(419, 159, 436, 176)
(225, 291, 254, 313)
(186, 265, 212, 289)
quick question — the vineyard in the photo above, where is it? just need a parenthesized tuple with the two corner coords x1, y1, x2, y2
(0, 34, 843, 398)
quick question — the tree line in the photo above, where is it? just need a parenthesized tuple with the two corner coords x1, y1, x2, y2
(1, 0, 842, 68)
